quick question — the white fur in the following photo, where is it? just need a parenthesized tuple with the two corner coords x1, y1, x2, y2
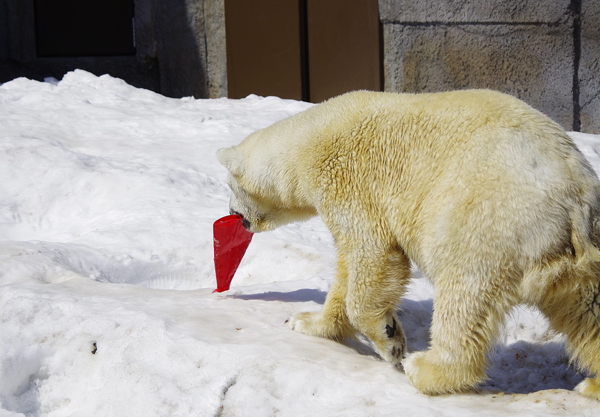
(217, 90, 600, 399)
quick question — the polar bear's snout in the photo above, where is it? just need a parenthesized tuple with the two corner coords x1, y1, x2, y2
(230, 210, 252, 230)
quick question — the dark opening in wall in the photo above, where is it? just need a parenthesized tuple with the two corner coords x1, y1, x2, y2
(34, 0, 136, 57)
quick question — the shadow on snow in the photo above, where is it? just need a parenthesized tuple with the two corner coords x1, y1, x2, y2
(233, 291, 585, 394)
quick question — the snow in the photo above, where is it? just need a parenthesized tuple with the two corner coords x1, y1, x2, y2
(1, 70, 599, 416)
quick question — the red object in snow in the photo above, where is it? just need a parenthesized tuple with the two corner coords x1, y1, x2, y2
(213, 214, 254, 293)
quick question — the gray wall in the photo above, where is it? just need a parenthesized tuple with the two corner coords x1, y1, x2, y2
(580, 0, 600, 133)
(2, 0, 599, 132)
(380, 0, 600, 133)
(0, 0, 226, 99)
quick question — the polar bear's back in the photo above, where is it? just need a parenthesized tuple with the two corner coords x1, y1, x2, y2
(304, 90, 595, 200)
(297, 90, 600, 279)
(236, 90, 600, 273)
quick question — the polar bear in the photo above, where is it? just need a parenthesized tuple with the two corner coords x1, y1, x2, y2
(217, 90, 600, 400)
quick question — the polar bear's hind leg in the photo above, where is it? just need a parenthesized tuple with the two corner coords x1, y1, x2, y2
(404, 265, 520, 394)
(535, 265, 600, 401)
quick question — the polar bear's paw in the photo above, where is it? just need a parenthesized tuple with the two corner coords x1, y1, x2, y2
(575, 377, 600, 401)
(403, 351, 483, 395)
(286, 311, 352, 341)
(286, 311, 320, 335)
(376, 338, 406, 369)
(375, 316, 407, 367)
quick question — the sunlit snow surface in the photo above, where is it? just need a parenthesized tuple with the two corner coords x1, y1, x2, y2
(1, 71, 600, 416)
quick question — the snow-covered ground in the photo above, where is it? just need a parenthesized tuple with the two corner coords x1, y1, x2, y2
(1, 70, 600, 416)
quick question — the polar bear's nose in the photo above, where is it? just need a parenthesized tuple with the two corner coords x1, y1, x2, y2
(230, 210, 252, 230)
(239, 216, 251, 230)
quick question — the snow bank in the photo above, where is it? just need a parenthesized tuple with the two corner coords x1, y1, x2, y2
(1, 71, 599, 416)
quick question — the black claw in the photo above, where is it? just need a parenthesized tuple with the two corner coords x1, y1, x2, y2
(385, 317, 397, 338)
(284, 319, 289, 324)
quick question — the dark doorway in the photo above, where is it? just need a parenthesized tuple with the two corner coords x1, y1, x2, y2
(224, 0, 304, 101)
(34, 0, 136, 57)
(225, 0, 381, 103)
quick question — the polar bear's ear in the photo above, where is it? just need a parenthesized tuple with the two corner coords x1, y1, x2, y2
(216, 147, 245, 176)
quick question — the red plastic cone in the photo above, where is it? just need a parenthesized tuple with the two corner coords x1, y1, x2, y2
(213, 214, 254, 293)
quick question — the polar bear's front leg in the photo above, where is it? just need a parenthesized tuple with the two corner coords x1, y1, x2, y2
(344, 247, 411, 367)
(287, 252, 355, 341)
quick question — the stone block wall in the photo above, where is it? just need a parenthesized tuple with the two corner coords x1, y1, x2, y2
(1, 0, 598, 131)
(0, 0, 227, 99)
(580, 1, 600, 133)
(380, 0, 600, 133)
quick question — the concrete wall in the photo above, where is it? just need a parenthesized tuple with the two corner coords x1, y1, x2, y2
(580, 0, 600, 133)
(2, 0, 598, 132)
(380, 0, 600, 133)
(0, 0, 227, 99)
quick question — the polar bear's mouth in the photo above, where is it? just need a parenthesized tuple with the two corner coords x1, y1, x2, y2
(230, 210, 252, 230)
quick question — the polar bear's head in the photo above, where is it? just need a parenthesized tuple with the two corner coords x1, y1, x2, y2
(216, 145, 315, 233)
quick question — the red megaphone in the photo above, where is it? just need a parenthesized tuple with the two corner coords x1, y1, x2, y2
(212, 214, 254, 293)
